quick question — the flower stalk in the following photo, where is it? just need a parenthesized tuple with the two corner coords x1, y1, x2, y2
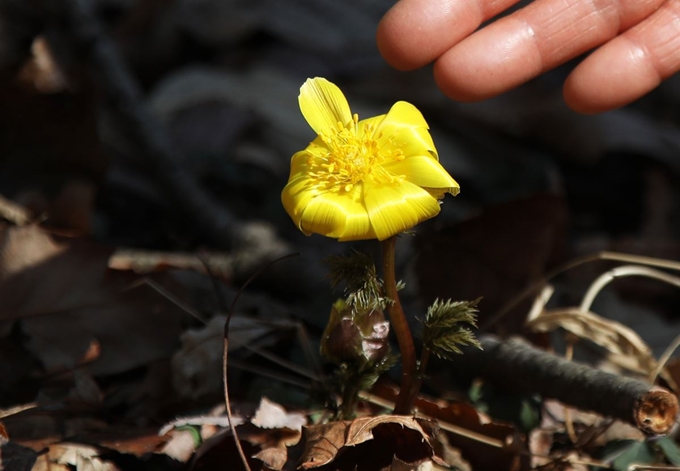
(382, 236, 417, 414)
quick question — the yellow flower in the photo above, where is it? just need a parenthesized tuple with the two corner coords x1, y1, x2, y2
(281, 77, 459, 241)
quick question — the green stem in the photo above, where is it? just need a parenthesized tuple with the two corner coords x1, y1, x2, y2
(382, 236, 417, 414)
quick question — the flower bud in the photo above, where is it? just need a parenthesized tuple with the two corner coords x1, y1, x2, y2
(321, 299, 390, 366)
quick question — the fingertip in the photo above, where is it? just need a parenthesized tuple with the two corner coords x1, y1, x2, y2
(432, 53, 477, 101)
(376, 0, 486, 71)
(433, 18, 543, 101)
(376, 8, 423, 71)
(563, 37, 661, 114)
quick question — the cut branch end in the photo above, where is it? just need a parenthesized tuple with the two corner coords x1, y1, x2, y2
(635, 387, 679, 435)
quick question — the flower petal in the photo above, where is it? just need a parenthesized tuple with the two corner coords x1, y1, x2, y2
(357, 114, 385, 137)
(299, 78, 352, 135)
(381, 155, 460, 195)
(373, 101, 437, 159)
(364, 181, 441, 240)
(281, 174, 320, 230)
(287, 149, 319, 181)
(298, 186, 375, 241)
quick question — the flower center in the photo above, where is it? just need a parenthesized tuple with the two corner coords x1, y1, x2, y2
(309, 114, 405, 193)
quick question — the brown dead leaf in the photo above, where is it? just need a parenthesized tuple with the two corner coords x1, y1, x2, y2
(0, 224, 185, 375)
(188, 430, 261, 471)
(0, 441, 40, 471)
(47, 443, 120, 471)
(526, 308, 658, 376)
(255, 446, 288, 471)
(299, 415, 436, 470)
(388, 455, 433, 471)
(431, 431, 471, 471)
(409, 396, 529, 471)
(109, 248, 234, 279)
(172, 315, 294, 398)
(88, 430, 170, 458)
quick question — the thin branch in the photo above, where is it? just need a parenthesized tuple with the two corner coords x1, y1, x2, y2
(651, 333, 680, 386)
(580, 265, 680, 312)
(221, 253, 298, 471)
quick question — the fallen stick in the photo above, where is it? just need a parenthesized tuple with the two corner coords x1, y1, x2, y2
(451, 336, 678, 435)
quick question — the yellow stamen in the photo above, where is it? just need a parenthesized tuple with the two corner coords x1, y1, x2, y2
(307, 115, 406, 193)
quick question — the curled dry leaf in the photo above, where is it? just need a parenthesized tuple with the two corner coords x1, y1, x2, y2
(298, 415, 437, 470)
(526, 308, 658, 376)
(256, 411, 441, 470)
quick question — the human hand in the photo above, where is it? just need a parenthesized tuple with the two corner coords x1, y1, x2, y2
(377, 0, 680, 114)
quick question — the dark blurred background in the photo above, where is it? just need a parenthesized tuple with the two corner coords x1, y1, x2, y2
(1, 0, 680, 406)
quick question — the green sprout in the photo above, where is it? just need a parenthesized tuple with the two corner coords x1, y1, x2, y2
(421, 298, 482, 360)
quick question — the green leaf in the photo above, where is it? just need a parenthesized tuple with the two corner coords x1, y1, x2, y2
(420, 298, 482, 360)
(599, 440, 656, 471)
(612, 441, 654, 471)
(656, 437, 680, 465)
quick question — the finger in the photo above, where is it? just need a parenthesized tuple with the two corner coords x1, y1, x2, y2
(433, 0, 665, 101)
(565, 0, 680, 114)
(376, 0, 519, 70)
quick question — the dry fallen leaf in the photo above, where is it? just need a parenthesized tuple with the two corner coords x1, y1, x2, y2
(0, 441, 40, 471)
(252, 397, 307, 432)
(255, 446, 288, 471)
(408, 395, 527, 471)
(0, 224, 185, 375)
(526, 308, 658, 376)
(171, 315, 296, 398)
(299, 415, 437, 470)
(109, 248, 234, 279)
(159, 429, 197, 463)
(47, 442, 120, 471)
